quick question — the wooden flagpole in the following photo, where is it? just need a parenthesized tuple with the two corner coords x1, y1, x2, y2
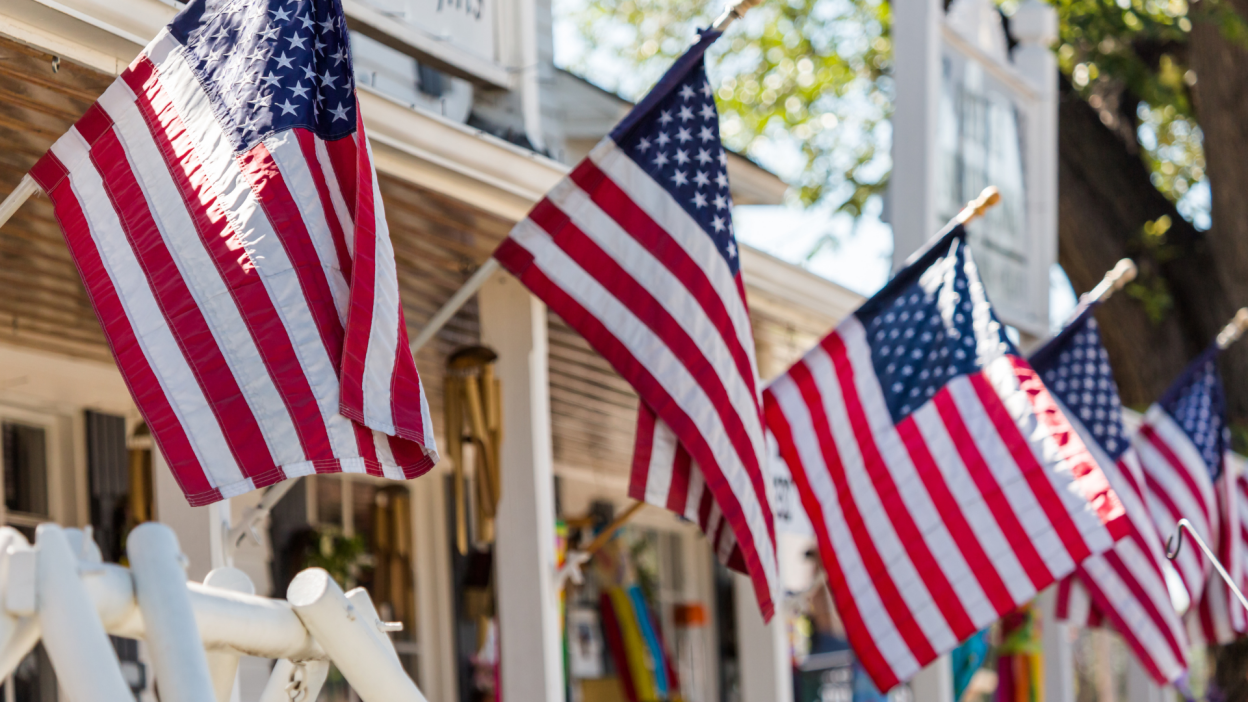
(1216, 307, 1248, 350)
(0, 175, 38, 232)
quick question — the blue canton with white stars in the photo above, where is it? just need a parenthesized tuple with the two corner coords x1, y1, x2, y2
(610, 32, 739, 276)
(1160, 347, 1229, 479)
(169, 0, 356, 154)
(857, 227, 1014, 423)
(1031, 311, 1128, 459)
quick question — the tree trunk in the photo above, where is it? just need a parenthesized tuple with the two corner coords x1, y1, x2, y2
(1057, 78, 1230, 410)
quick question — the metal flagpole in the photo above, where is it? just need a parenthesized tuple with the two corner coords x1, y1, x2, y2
(1167, 518, 1248, 614)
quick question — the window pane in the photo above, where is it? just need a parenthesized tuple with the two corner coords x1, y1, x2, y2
(3, 422, 47, 517)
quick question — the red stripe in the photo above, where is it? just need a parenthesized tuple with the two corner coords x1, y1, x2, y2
(87, 113, 279, 483)
(496, 237, 775, 620)
(666, 442, 693, 514)
(387, 433, 436, 478)
(337, 123, 376, 430)
(1140, 468, 1207, 593)
(821, 335, 976, 642)
(1081, 550, 1184, 682)
(385, 245, 432, 443)
(295, 129, 353, 280)
(931, 387, 1053, 590)
(783, 353, 938, 666)
(568, 160, 760, 407)
(969, 370, 1095, 565)
(237, 141, 346, 366)
(1140, 424, 1213, 525)
(35, 150, 219, 502)
(324, 129, 358, 224)
(628, 405, 657, 503)
(762, 382, 896, 689)
(1055, 576, 1073, 621)
(527, 199, 766, 518)
(896, 410, 1016, 617)
(122, 59, 336, 465)
(1082, 561, 1172, 682)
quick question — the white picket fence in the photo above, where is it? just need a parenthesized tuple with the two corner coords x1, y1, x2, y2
(0, 522, 428, 702)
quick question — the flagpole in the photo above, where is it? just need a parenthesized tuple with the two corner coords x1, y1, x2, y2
(954, 186, 1000, 226)
(1167, 517, 1248, 614)
(1216, 307, 1248, 350)
(712, 0, 762, 31)
(1084, 258, 1137, 305)
(0, 175, 38, 231)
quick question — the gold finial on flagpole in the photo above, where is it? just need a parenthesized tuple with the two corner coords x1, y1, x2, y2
(712, 0, 763, 32)
(955, 186, 1001, 225)
(1216, 308, 1248, 350)
(1087, 258, 1138, 305)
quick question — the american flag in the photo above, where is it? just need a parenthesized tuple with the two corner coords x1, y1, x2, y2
(1133, 347, 1243, 644)
(28, 0, 438, 505)
(762, 225, 1127, 690)
(1032, 305, 1189, 684)
(493, 31, 778, 618)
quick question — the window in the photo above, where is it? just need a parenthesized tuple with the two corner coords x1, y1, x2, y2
(2, 421, 48, 525)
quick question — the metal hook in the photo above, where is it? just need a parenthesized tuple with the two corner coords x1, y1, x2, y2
(1166, 518, 1248, 614)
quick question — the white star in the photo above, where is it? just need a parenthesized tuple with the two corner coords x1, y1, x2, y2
(636, 137, 652, 153)
(714, 193, 728, 210)
(678, 105, 694, 122)
(676, 127, 692, 143)
(726, 241, 737, 258)
(318, 18, 335, 32)
(692, 191, 708, 208)
(711, 215, 726, 232)
(274, 52, 296, 70)
(659, 110, 673, 126)
(286, 33, 308, 49)
(679, 84, 696, 100)
(693, 171, 710, 187)
(320, 69, 337, 87)
(302, 64, 316, 80)
(289, 81, 310, 98)
(331, 48, 346, 65)
(718, 151, 728, 167)
(259, 25, 280, 41)
(674, 149, 690, 165)
(699, 126, 715, 142)
(715, 172, 729, 189)
(298, 14, 314, 30)
(206, 47, 225, 64)
(248, 46, 268, 62)
(671, 170, 688, 186)
(277, 98, 299, 115)
(314, 37, 327, 54)
(696, 148, 712, 165)
(270, 6, 292, 22)
(700, 103, 716, 120)
(329, 102, 351, 122)
(260, 71, 281, 87)
(653, 152, 669, 168)
(249, 92, 272, 107)
(656, 132, 671, 147)
(700, 83, 712, 98)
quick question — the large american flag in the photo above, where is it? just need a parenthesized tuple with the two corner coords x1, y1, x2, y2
(1032, 305, 1189, 684)
(493, 31, 778, 618)
(1133, 347, 1243, 644)
(762, 226, 1127, 690)
(28, 0, 437, 505)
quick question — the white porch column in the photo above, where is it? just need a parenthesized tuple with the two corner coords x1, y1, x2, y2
(1039, 588, 1075, 702)
(1125, 656, 1167, 702)
(889, 0, 942, 266)
(479, 272, 564, 702)
(909, 655, 953, 702)
(733, 575, 793, 702)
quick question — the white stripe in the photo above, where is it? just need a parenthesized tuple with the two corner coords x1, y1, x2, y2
(314, 137, 355, 260)
(982, 356, 1115, 558)
(359, 136, 402, 435)
(266, 131, 351, 324)
(372, 432, 407, 480)
(97, 82, 304, 469)
(508, 217, 778, 589)
(589, 140, 758, 387)
(1064, 578, 1091, 624)
(51, 128, 243, 488)
(1082, 547, 1184, 678)
(148, 35, 373, 464)
(944, 374, 1075, 579)
(838, 321, 998, 629)
(801, 338, 956, 653)
(545, 180, 764, 451)
(1141, 407, 1217, 521)
(644, 415, 679, 508)
(910, 402, 1037, 605)
(1133, 424, 1213, 593)
(768, 373, 919, 680)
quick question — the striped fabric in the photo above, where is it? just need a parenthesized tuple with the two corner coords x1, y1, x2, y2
(1133, 348, 1242, 644)
(29, 1, 436, 505)
(763, 226, 1127, 690)
(1032, 307, 1188, 684)
(494, 31, 778, 619)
